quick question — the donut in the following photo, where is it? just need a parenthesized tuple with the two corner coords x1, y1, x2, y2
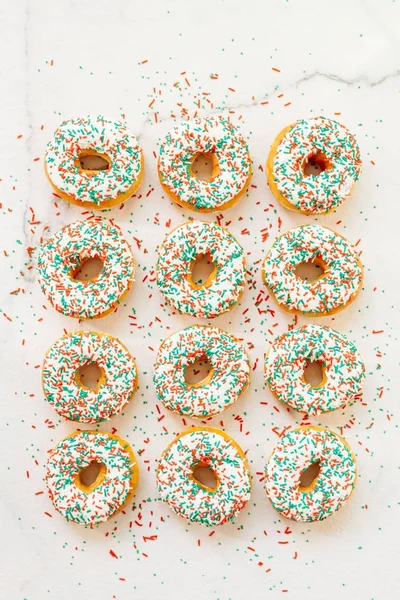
(262, 224, 363, 315)
(153, 325, 250, 417)
(157, 427, 251, 526)
(266, 116, 361, 214)
(46, 431, 139, 525)
(45, 115, 144, 209)
(158, 115, 252, 212)
(264, 325, 365, 415)
(264, 426, 356, 522)
(42, 331, 138, 423)
(156, 220, 246, 318)
(37, 219, 135, 319)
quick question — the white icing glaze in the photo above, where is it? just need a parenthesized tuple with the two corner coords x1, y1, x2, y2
(262, 224, 363, 315)
(45, 115, 143, 206)
(270, 116, 361, 214)
(156, 220, 246, 318)
(264, 427, 356, 522)
(265, 324, 365, 415)
(46, 431, 138, 525)
(154, 325, 250, 417)
(158, 115, 251, 211)
(37, 219, 135, 319)
(43, 331, 138, 423)
(157, 428, 251, 526)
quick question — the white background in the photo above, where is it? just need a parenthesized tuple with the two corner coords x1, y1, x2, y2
(0, 0, 399, 598)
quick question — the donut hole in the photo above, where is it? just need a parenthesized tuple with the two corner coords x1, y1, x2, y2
(184, 355, 213, 386)
(191, 463, 219, 491)
(76, 362, 105, 390)
(299, 461, 321, 491)
(76, 461, 107, 493)
(189, 253, 217, 289)
(294, 258, 326, 283)
(303, 151, 331, 176)
(302, 360, 325, 387)
(71, 256, 104, 282)
(78, 152, 110, 171)
(190, 153, 219, 181)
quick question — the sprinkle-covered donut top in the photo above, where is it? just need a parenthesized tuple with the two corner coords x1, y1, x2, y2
(45, 115, 143, 207)
(265, 325, 365, 415)
(42, 331, 138, 423)
(268, 117, 361, 214)
(158, 115, 252, 211)
(46, 431, 139, 525)
(264, 426, 356, 522)
(154, 325, 250, 417)
(37, 219, 135, 319)
(156, 220, 246, 318)
(157, 427, 251, 526)
(262, 224, 363, 315)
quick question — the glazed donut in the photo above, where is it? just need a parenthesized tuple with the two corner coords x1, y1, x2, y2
(37, 219, 135, 319)
(42, 331, 138, 423)
(264, 325, 364, 415)
(45, 115, 144, 209)
(264, 426, 356, 522)
(46, 431, 139, 525)
(157, 427, 251, 526)
(267, 116, 361, 214)
(153, 325, 250, 417)
(158, 115, 252, 212)
(262, 224, 363, 316)
(156, 220, 246, 318)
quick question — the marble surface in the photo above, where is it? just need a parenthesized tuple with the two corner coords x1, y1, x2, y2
(1, 0, 399, 598)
